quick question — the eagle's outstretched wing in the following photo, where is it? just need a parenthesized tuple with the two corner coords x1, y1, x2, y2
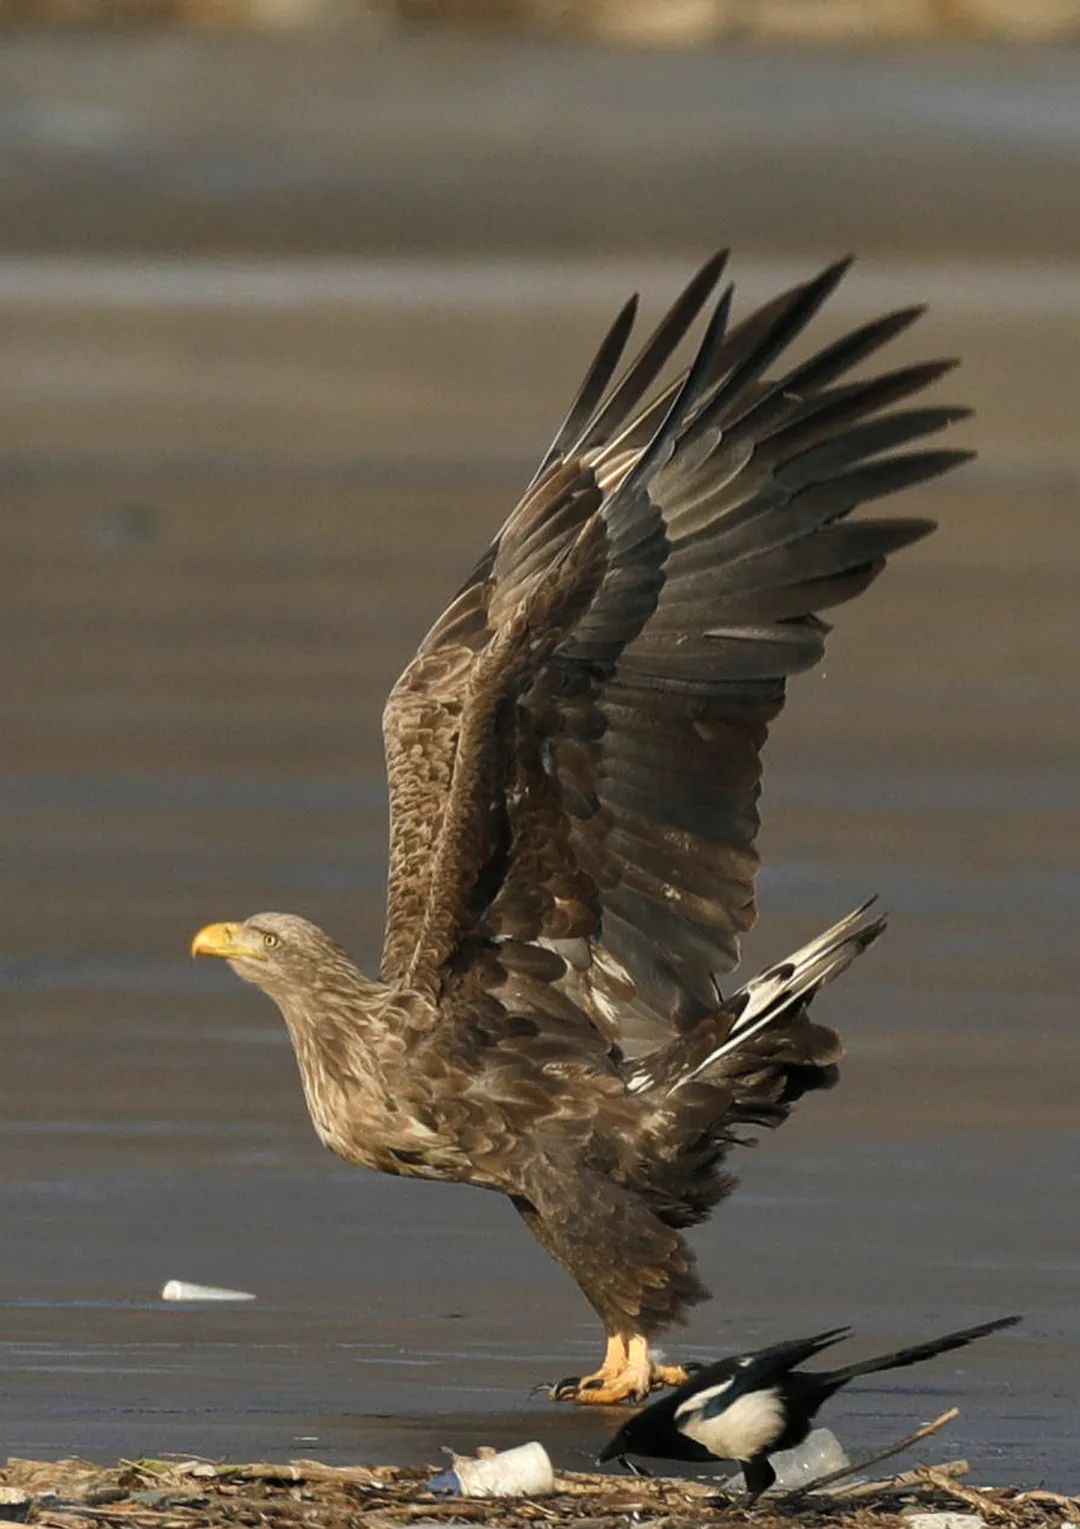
(380, 255, 969, 1049)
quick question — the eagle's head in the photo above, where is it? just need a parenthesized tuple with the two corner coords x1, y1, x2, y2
(190, 911, 353, 1002)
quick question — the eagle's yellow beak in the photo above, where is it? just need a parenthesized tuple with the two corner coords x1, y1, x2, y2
(191, 921, 262, 960)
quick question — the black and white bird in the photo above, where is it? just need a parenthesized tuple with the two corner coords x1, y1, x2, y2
(597, 1315, 1021, 1501)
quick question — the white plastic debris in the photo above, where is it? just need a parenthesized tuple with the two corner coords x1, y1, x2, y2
(717, 1427, 850, 1494)
(770, 1426, 851, 1488)
(429, 1442, 555, 1498)
(905, 1515, 987, 1529)
(161, 1279, 256, 1302)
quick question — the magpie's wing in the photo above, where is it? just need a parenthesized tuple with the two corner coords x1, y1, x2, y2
(683, 1327, 854, 1419)
(735, 1326, 854, 1386)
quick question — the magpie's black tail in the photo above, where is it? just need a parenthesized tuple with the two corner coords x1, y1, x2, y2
(817, 1315, 1021, 1392)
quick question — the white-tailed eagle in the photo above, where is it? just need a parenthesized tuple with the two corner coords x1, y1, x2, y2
(193, 254, 969, 1403)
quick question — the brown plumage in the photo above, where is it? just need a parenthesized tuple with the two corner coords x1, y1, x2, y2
(192, 253, 971, 1404)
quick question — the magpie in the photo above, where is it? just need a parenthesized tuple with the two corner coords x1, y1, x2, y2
(597, 1315, 1021, 1502)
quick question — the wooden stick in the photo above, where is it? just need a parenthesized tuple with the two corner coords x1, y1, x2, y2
(918, 1463, 1014, 1520)
(840, 1459, 970, 1499)
(778, 1406, 960, 1504)
(1014, 1488, 1080, 1523)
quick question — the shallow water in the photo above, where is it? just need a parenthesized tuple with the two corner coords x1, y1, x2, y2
(2, 252, 1078, 1488)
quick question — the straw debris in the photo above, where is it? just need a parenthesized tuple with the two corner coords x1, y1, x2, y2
(2, 1453, 1077, 1529)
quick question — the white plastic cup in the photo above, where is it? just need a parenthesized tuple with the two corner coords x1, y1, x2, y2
(431, 1443, 555, 1498)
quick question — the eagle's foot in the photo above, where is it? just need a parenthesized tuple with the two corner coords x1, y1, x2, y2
(549, 1335, 690, 1405)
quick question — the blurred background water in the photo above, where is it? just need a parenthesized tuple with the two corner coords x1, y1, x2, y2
(1, 3, 1079, 1490)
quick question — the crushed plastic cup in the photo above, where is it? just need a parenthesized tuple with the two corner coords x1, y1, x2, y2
(770, 1425, 850, 1488)
(428, 1442, 555, 1498)
(718, 1427, 850, 1494)
(161, 1279, 256, 1302)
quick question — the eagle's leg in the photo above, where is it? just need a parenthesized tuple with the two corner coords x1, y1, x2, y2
(513, 1171, 702, 1406)
(551, 1334, 690, 1405)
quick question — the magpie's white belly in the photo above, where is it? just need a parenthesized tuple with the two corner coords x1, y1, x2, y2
(678, 1387, 786, 1460)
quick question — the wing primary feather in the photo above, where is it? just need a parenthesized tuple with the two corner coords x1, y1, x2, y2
(764, 359, 961, 458)
(595, 373, 685, 462)
(720, 305, 928, 442)
(528, 293, 640, 488)
(687, 258, 854, 439)
(746, 1326, 854, 1372)
(799, 450, 974, 510)
(776, 406, 972, 488)
(776, 304, 926, 398)
(617, 283, 736, 495)
(574, 249, 730, 457)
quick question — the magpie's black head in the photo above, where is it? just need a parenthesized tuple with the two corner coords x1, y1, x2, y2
(596, 1409, 653, 1465)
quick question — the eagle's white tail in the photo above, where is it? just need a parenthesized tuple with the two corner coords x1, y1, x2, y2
(676, 899, 886, 1089)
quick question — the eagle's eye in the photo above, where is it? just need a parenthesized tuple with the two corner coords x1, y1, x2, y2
(262, 932, 280, 950)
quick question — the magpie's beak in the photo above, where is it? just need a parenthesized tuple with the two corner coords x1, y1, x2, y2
(595, 1441, 620, 1465)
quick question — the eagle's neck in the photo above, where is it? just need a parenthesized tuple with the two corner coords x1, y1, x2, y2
(268, 958, 402, 1161)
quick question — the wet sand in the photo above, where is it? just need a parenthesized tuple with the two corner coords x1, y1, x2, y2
(2, 37, 1079, 1492)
